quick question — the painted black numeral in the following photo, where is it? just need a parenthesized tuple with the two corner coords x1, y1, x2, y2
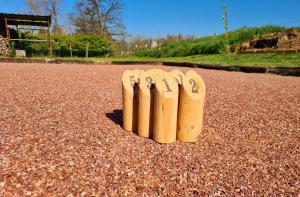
(189, 79, 198, 93)
(145, 77, 153, 89)
(129, 75, 135, 87)
(162, 79, 172, 92)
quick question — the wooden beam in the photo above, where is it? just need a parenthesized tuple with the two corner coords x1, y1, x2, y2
(16, 27, 48, 31)
(7, 21, 49, 27)
(10, 39, 48, 42)
(7, 18, 49, 24)
(4, 17, 10, 48)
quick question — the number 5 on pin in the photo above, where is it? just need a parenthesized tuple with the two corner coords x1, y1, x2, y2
(122, 70, 139, 132)
(177, 70, 206, 142)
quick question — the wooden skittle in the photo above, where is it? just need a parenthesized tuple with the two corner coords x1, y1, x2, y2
(177, 70, 206, 142)
(122, 70, 139, 132)
(147, 69, 165, 76)
(153, 74, 179, 143)
(169, 69, 185, 85)
(137, 71, 157, 138)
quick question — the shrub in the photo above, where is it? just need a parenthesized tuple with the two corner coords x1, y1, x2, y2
(20, 33, 112, 57)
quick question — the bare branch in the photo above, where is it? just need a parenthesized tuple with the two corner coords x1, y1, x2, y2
(71, 0, 126, 38)
(27, 0, 64, 33)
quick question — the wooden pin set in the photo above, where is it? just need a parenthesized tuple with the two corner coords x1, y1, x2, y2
(122, 69, 206, 144)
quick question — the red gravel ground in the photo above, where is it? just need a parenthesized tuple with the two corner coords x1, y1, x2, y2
(0, 63, 299, 196)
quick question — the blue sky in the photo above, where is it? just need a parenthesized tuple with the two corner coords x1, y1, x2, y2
(0, 0, 300, 38)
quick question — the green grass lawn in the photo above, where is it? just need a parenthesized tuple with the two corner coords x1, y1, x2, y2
(104, 53, 300, 68)
(2, 53, 300, 67)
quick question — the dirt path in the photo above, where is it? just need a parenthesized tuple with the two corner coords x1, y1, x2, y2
(0, 63, 299, 196)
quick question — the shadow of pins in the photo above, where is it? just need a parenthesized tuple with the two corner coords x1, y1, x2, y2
(105, 109, 123, 127)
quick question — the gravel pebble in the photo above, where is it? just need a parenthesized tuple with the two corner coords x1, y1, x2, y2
(0, 63, 299, 196)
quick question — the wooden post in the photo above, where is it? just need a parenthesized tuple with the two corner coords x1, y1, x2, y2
(48, 20, 52, 56)
(177, 70, 206, 142)
(85, 43, 89, 58)
(153, 74, 179, 143)
(69, 44, 72, 58)
(122, 70, 139, 132)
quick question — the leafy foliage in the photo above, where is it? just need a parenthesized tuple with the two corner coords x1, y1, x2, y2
(134, 25, 292, 58)
(21, 33, 112, 57)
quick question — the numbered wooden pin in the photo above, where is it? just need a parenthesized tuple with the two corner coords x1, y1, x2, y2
(122, 70, 139, 132)
(147, 69, 165, 76)
(133, 69, 143, 76)
(169, 69, 185, 85)
(137, 71, 156, 138)
(153, 74, 179, 143)
(177, 70, 206, 142)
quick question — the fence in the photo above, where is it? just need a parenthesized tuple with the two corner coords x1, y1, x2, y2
(9, 39, 110, 58)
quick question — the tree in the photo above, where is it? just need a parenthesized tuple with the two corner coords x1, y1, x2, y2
(27, 0, 63, 33)
(27, 0, 48, 15)
(222, 4, 230, 53)
(71, 0, 126, 38)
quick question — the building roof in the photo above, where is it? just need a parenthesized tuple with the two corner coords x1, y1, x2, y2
(0, 13, 51, 27)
